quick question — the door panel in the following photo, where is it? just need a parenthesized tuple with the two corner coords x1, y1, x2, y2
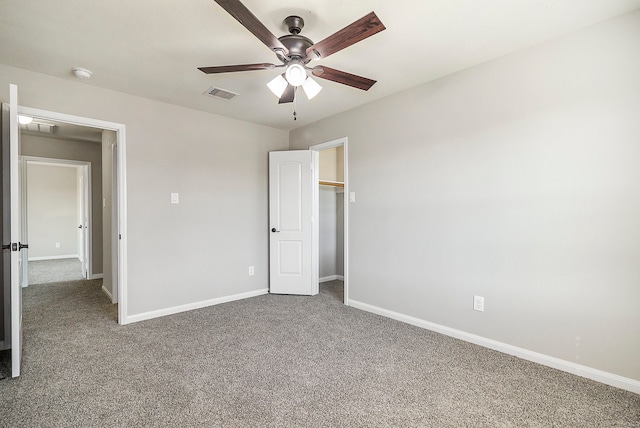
(278, 241, 303, 275)
(269, 151, 316, 295)
(2, 84, 23, 377)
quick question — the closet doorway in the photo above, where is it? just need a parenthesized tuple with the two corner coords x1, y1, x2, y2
(311, 138, 348, 304)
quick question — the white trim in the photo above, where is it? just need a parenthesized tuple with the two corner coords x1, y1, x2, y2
(319, 275, 345, 283)
(91, 273, 104, 280)
(28, 255, 78, 261)
(101, 285, 113, 300)
(310, 137, 349, 305)
(18, 106, 127, 325)
(117, 127, 127, 322)
(349, 299, 640, 395)
(125, 289, 269, 325)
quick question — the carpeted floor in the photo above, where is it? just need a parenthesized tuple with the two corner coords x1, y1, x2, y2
(0, 279, 638, 427)
(28, 258, 84, 284)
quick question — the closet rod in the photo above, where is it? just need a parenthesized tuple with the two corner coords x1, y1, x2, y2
(319, 180, 344, 188)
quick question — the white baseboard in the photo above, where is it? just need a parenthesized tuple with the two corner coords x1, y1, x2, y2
(348, 299, 640, 395)
(319, 275, 345, 283)
(91, 274, 104, 280)
(28, 254, 79, 261)
(124, 288, 269, 325)
(101, 285, 113, 300)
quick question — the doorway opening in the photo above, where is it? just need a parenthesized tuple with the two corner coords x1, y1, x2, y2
(16, 105, 127, 324)
(22, 158, 92, 285)
(311, 137, 348, 304)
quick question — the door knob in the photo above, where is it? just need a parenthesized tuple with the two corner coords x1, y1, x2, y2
(271, 228, 280, 233)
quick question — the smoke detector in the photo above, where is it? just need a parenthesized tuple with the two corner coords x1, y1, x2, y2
(72, 67, 92, 79)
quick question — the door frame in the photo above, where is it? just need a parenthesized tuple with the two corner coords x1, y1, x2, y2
(21, 157, 92, 284)
(18, 105, 128, 325)
(309, 137, 349, 304)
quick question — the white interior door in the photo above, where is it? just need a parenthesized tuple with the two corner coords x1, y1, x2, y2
(111, 142, 118, 303)
(269, 150, 317, 295)
(2, 84, 23, 377)
(79, 168, 89, 279)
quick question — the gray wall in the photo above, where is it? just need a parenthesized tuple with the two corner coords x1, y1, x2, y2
(336, 192, 344, 276)
(26, 163, 78, 259)
(0, 63, 289, 316)
(319, 186, 337, 278)
(290, 11, 640, 382)
(22, 135, 103, 274)
(319, 147, 345, 279)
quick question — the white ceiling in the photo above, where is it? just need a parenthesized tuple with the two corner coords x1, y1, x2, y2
(2, 0, 640, 131)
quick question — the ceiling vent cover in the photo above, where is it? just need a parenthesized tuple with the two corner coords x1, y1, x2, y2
(203, 86, 238, 101)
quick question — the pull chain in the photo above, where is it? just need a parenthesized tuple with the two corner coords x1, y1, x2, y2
(293, 87, 297, 121)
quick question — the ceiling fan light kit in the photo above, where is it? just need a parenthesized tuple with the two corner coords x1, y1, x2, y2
(199, 0, 386, 111)
(302, 77, 322, 100)
(284, 61, 306, 87)
(267, 74, 288, 98)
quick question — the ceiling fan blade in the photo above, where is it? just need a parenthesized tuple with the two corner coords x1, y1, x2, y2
(198, 63, 275, 74)
(214, 0, 289, 55)
(312, 66, 376, 91)
(278, 84, 295, 104)
(306, 11, 385, 60)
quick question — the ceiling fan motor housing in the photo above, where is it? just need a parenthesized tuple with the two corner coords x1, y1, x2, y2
(279, 16, 314, 63)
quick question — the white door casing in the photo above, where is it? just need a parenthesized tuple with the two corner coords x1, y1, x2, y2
(22, 158, 92, 281)
(17, 105, 127, 324)
(269, 150, 318, 295)
(310, 137, 349, 304)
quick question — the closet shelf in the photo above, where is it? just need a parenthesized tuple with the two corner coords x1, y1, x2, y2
(319, 180, 344, 188)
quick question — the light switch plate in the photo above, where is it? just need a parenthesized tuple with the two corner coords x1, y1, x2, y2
(349, 192, 356, 203)
(473, 295, 485, 312)
(171, 193, 179, 204)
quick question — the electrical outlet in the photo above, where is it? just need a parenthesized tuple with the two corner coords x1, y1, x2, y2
(473, 295, 485, 312)
(55, 242, 61, 248)
(248, 266, 254, 276)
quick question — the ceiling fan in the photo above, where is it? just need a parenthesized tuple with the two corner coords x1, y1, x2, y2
(199, 0, 386, 104)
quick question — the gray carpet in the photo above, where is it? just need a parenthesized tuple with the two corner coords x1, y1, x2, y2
(28, 258, 84, 284)
(0, 279, 638, 427)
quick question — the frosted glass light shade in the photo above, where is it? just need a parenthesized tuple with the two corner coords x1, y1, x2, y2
(302, 77, 322, 100)
(267, 74, 288, 97)
(285, 63, 306, 87)
(18, 115, 33, 125)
